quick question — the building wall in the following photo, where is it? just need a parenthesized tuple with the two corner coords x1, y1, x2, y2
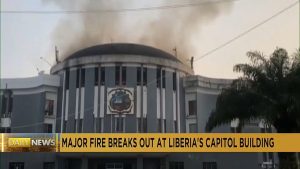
(58, 64, 186, 134)
(11, 93, 45, 133)
(0, 153, 55, 169)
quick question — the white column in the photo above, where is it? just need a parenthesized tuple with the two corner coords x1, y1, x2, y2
(75, 88, 79, 119)
(142, 86, 147, 117)
(156, 88, 161, 119)
(136, 86, 141, 118)
(64, 90, 69, 121)
(99, 86, 105, 118)
(93, 86, 98, 118)
(80, 88, 85, 119)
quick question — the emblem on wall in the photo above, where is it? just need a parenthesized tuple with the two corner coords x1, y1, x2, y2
(107, 88, 134, 114)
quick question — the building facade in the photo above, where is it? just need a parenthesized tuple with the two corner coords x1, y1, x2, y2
(0, 43, 277, 169)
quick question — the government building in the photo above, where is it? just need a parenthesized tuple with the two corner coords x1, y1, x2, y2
(0, 43, 277, 169)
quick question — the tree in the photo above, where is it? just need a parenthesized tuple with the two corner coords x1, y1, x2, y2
(205, 48, 300, 169)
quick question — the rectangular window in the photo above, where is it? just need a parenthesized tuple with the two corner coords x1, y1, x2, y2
(65, 69, 70, 90)
(44, 124, 53, 133)
(163, 119, 166, 133)
(43, 162, 55, 169)
(105, 163, 123, 169)
(162, 70, 166, 88)
(0, 127, 11, 133)
(115, 66, 120, 85)
(173, 72, 177, 91)
(122, 66, 126, 85)
(8, 96, 13, 114)
(9, 162, 24, 169)
(143, 67, 147, 86)
(158, 119, 162, 132)
(99, 118, 104, 133)
(80, 69, 85, 87)
(63, 121, 67, 133)
(189, 123, 197, 133)
(45, 99, 54, 116)
(74, 119, 78, 132)
(203, 162, 217, 169)
(100, 67, 105, 85)
(137, 67, 141, 86)
(174, 121, 178, 133)
(115, 117, 124, 132)
(78, 119, 83, 133)
(169, 162, 184, 169)
(76, 68, 80, 88)
(143, 117, 147, 132)
(95, 67, 99, 86)
(156, 68, 161, 88)
(188, 100, 196, 116)
(1, 95, 6, 115)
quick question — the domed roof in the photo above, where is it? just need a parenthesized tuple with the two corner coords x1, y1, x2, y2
(65, 43, 181, 62)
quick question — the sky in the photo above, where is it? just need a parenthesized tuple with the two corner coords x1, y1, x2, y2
(1, 0, 299, 79)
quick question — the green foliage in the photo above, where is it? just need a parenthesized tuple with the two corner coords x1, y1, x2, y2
(206, 48, 300, 133)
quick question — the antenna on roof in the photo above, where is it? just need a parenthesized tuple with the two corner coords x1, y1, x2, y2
(55, 46, 60, 64)
(173, 47, 177, 58)
(34, 65, 40, 74)
(190, 56, 194, 70)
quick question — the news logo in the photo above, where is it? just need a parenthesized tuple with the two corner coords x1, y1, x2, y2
(2, 133, 57, 152)
(8, 138, 55, 147)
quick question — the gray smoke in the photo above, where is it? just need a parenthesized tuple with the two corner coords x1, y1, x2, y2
(43, 0, 233, 62)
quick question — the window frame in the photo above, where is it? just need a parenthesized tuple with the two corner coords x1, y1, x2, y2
(188, 100, 196, 116)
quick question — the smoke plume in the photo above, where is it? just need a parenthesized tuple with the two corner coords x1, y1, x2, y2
(43, 0, 233, 62)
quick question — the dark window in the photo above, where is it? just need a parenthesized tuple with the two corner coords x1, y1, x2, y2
(115, 66, 120, 85)
(63, 121, 67, 133)
(174, 121, 178, 133)
(100, 67, 105, 85)
(143, 68, 147, 86)
(43, 162, 55, 169)
(9, 162, 24, 169)
(95, 67, 99, 86)
(137, 67, 141, 86)
(74, 119, 78, 132)
(162, 70, 166, 88)
(188, 100, 196, 116)
(156, 68, 161, 88)
(163, 119, 166, 132)
(158, 119, 162, 132)
(80, 69, 85, 87)
(143, 117, 147, 132)
(8, 97, 13, 113)
(169, 162, 184, 169)
(65, 69, 70, 90)
(45, 100, 54, 116)
(173, 72, 177, 91)
(116, 118, 124, 132)
(0, 127, 11, 133)
(122, 66, 126, 85)
(137, 118, 142, 133)
(1, 95, 6, 115)
(78, 119, 83, 133)
(105, 163, 123, 169)
(93, 117, 97, 132)
(44, 124, 53, 133)
(76, 68, 80, 88)
(203, 162, 217, 169)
